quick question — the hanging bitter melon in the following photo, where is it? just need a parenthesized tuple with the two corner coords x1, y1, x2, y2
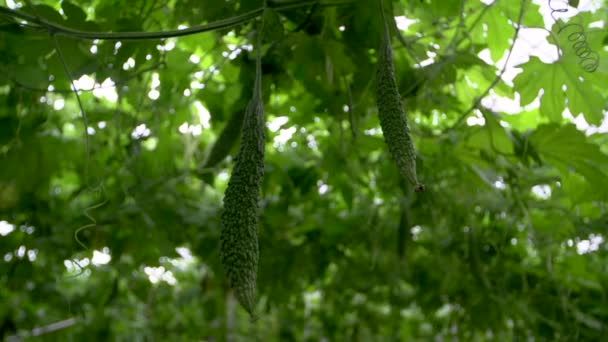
(375, 0, 424, 192)
(219, 29, 266, 318)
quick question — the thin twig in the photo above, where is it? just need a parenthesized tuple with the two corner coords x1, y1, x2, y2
(440, 0, 527, 135)
(52, 34, 92, 185)
(6, 318, 79, 341)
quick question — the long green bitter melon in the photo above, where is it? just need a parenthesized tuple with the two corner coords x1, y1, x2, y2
(376, 0, 424, 192)
(220, 33, 265, 319)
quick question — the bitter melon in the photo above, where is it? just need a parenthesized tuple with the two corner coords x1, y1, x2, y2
(376, 0, 424, 192)
(219, 30, 265, 318)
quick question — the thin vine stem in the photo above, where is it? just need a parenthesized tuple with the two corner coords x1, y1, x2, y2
(52, 34, 93, 186)
(440, 0, 527, 135)
(0, 0, 352, 41)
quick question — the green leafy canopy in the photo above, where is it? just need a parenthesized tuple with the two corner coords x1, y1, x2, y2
(0, 0, 607, 340)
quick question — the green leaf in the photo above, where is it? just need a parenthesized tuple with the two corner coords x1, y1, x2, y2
(498, 1, 544, 28)
(22, 4, 65, 23)
(324, 39, 355, 76)
(530, 123, 608, 195)
(12, 63, 49, 89)
(482, 5, 513, 61)
(514, 57, 605, 125)
(465, 110, 514, 156)
(262, 8, 284, 43)
(428, 0, 461, 18)
(61, 1, 87, 25)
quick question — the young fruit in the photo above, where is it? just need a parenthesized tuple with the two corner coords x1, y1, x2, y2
(376, 1, 424, 192)
(220, 36, 265, 318)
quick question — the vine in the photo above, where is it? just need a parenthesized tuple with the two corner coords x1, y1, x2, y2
(0, 0, 353, 41)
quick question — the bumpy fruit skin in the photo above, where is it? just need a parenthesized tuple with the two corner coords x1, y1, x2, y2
(220, 58, 265, 317)
(376, 17, 424, 192)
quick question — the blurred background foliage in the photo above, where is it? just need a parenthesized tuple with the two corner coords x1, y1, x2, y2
(1, 0, 607, 340)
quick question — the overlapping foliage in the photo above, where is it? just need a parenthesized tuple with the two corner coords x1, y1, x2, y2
(1, 0, 607, 340)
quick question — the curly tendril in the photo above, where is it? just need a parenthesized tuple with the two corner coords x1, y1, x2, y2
(547, 0, 599, 73)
